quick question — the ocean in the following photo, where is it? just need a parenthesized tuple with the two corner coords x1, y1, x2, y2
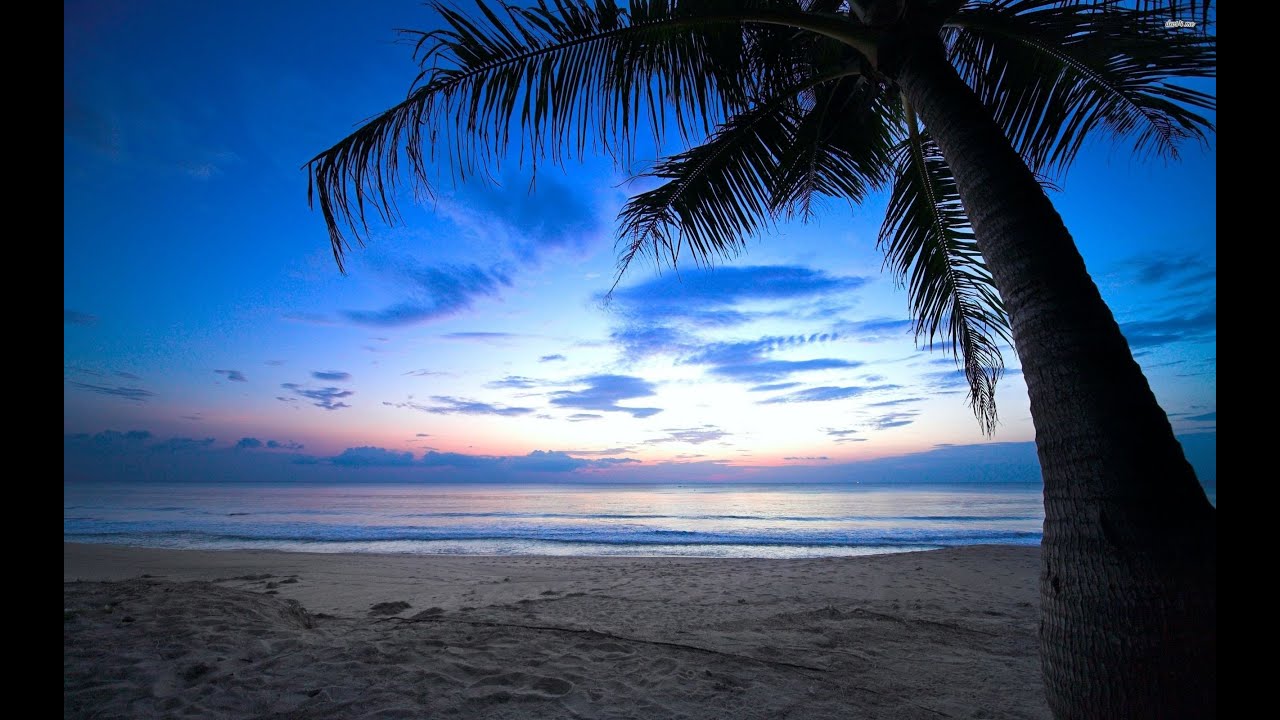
(64, 482, 1048, 558)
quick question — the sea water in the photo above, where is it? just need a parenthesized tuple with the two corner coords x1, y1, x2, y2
(64, 482, 1049, 558)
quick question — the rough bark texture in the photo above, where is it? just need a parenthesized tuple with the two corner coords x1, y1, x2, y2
(888, 35, 1216, 719)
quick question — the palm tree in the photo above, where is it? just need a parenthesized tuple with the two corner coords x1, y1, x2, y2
(306, 1, 1216, 716)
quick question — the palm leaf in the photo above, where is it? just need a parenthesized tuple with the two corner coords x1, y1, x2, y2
(880, 100, 1011, 435)
(614, 65, 893, 283)
(944, 0, 1215, 177)
(306, 0, 875, 271)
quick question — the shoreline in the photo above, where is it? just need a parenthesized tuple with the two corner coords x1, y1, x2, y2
(65, 542, 1050, 718)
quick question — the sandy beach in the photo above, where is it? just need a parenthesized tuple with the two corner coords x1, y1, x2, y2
(64, 543, 1049, 719)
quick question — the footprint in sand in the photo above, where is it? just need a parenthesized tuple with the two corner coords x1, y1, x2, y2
(368, 601, 412, 616)
(464, 671, 573, 702)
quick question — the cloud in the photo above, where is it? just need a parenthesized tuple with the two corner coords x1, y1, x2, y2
(333, 446, 416, 467)
(384, 397, 534, 417)
(760, 384, 897, 404)
(1120, 307, 1216, 349)
(150, 436, 215, 452)
(485, 375, 540, 389)
(343, 263, 511, 327)
(1124, 254, 1216, 288)
(231, 436, 303, 452)
(281, 382, 354, 411)
(606, 266, 869, 325)
(609, 325, 694, 360)
(568, 413, 603, 422)
(836, 317, 913, 342)
(215, 369, 247, 382)
(644, 425, 730, 445)
(404, 369, 447, 377)
(539, 354, 567, 363)
(869, 411, 919, 430)
(73, 430, 153, 446)
(67, 380, 155, 402)
(710, 358, 862, 383)
(65, 366, 142, 382)
(440, 332, 518, 342)
(549, 374, 662, 418)
(64, 309, 97, 325)
(748, 382, 802, 393)
(676, 334, 860, 383)
(1186, 411, 1216, 422)
(868, 397, 924, 407)
(421, 449, 638, 473)
(784, 456, 829, 461)
(558, 447, 634, 456)
(311, 370, 351, 381)
(452, 172, 602, 262)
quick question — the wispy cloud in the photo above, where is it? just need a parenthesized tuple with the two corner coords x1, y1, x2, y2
(445, 172, 603, 264)
(485, 375, 541, 389)
(383, 396, 534, 417)
(215, 369, 247, 382)
(606, 266, 869, 326)
(539, 354, 567, 363)
(835, 317, 913, 342)
(609, 325, 694, 360)
(711, 358, 862, 383)
(311, 370, 351, 381)
(549, 374, 662, 418)
(680, 334, 860, 383)
(558, 446, 634, 456)
(67, 380, 155, 402)
(748, 382, 803, 392)
(868, 397, 924, 407)
(440, 331, 519, 342)
(869, 411, 919, 430)
(343, 263, 511, 327)
(643, 425, 729, 445)
(281, 382, 354, 411)
(760, 384, 898, 404)
(1121, 307, 1216, 349)
(1123, 253, 1216, 288)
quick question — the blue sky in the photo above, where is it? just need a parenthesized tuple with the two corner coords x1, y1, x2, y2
(64, 0, 1216, 484)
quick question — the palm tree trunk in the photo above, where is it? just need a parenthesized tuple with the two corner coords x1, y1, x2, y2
(887, 34, 1216, 719)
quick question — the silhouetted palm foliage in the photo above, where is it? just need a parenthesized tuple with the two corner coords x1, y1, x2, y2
(307, 0, 1213, 434)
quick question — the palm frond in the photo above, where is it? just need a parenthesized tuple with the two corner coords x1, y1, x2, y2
(613, 67, 895, 287)
(771, 75, 898, 220)
(613, 83, 809, 282)
(944, 0, 1215, 177)
(307, 0, 876, 271)
(879, 100, 1011, 435)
